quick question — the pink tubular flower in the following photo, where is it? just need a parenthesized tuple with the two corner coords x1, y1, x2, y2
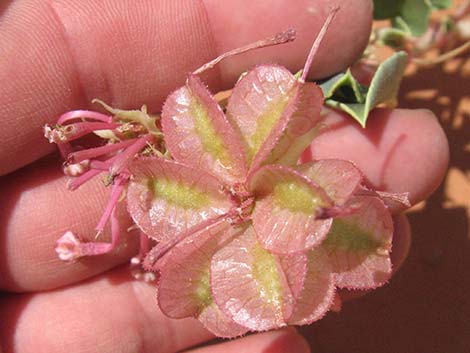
(47, 103, 161, 261)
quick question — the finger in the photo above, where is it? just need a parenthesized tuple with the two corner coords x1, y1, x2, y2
(0, 0, 373, 175)
(0, 156, 139, 292)
(203, 0, 371, 84)
(0, 109, 439, 292)
(183, 328, 310, 353)
(0, 266, 213, 353)
(307, 108, 449, 206)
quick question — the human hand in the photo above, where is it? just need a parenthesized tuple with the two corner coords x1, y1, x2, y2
(0, 0, 448, 352)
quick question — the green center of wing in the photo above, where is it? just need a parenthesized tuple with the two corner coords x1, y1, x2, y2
(252, 244, 283, 306)
(248, 95, 291, 161)
(273, 181, 322, 214)
(193, 270, 213, 308)
(151, 178, 209, 209)
(323, 219, 382, 252)
(190, 99, 231, 168)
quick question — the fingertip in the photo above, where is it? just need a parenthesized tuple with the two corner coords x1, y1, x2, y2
(185, 328, 311, 353)
(309, 108, 449, 205)
(0, 158, 139, 292)
(203, 0, 372, 84)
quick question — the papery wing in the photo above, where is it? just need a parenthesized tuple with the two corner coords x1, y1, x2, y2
(127, 158, 234, 242)
(288, 248, 335, 325)
(226, 65, 300, 171)
(264, 82, 324, 166)
(162, 74, 247, 185)
(249, 165, 333, 254)
(198, 302, 249, 338)
(322, 196, 393, 289)
(156, 220, 248, 338)
(279, 254, 307, 299)
(296, 159, 363, 205)
(211, 226, 300, 331)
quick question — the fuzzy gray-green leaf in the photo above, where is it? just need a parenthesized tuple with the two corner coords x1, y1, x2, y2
(426, 0, 452, 10)
(398, 0, 432, 36)
(321, 52, 408, 127)
(377, 27, 410, 48)
(320, 70, 367, 103)
(373, 0, 404, 20)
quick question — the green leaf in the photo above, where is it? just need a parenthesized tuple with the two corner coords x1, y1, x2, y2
(375, 0, 450, 37)
(373, 0, 404, 20)
(398, 0, 432, 36)
(377, 27, 409, 49)
(321, 70, 367, 103)
(320, 52, 408, 127)
(426, 0, 452, 9)
(392, 16, 412, 34)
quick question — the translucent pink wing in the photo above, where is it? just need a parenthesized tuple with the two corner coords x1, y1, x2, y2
(263, 82, 324, 166)
(279, 253, 307, 299)
(296, 159, 363, 205)
(156, 220, 248, 338)
(161, 74, 247, 185)
(127, 157, 234, 242)
(211, 225, 299, 331)
(322, 196, 394, 289)
(249, 164, 333, 254)
(198, 303, 249, 338)
(288, 248, 336, 325)
(225, 65, 300, 171)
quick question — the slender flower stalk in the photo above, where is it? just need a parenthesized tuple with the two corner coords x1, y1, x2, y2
(68, 168, 103, 190)
(45, 121, 119, 143)
(58, 110, 113, 124)
(68, 138, 139, 163)
(46, 101, 164, 260)
(95, 175, 128, 233)
(109, 134, 153, 176)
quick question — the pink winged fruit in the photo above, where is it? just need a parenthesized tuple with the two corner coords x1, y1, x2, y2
(45, 8, 406, 338)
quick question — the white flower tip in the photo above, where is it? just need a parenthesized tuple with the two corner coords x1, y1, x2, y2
(43, 125, 56, 143)
(63, 160, 90, 177)
(55, 231, 82, 262)
(43, 124, 66, 144)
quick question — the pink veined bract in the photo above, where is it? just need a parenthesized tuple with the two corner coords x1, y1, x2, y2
(44, 7, 407, 338)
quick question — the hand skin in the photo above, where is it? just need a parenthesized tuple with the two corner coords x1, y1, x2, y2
(0, 1, 449, 352)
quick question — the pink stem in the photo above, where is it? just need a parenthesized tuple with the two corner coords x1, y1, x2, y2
(90, 160, 113, 171)
(69, 138, 138, 163)
(300, 6, 339, 83)
(64, 122, 119, 142)
(193, 28, 296, 75)
(78, 205, 120, 256)
(110, 134, 153, 176)
(95, 175, 128, 233)
(68, 155, 118, 190)
(58, 142, 73, 160)
(68, 168, 103, 190)
(58, 110, 113, 124)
